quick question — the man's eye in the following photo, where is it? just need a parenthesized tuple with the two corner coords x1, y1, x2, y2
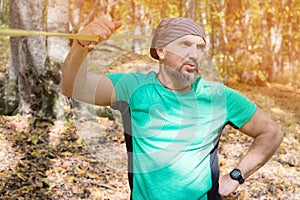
(181, 42, 191, 47)
(197, 45, 205, 50)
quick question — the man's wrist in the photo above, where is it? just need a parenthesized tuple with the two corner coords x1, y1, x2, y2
(229, 168, 245, 184)
(76, 40, 91, 48)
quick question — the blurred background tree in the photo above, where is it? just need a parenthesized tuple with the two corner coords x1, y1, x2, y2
(0, 0, 8, 25)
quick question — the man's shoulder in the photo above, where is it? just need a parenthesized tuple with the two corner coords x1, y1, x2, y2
(106, 71, 158, 94)
(195, 77, 227, 95)
(130, 71, 156, 79)
(107, 71, 155, 79)
(107, 71, 156, 83)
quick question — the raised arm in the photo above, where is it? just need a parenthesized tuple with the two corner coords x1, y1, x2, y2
(61, 17, 122, 106)
(219, 107, 283, 197)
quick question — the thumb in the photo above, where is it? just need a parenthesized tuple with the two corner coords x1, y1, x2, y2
(113, 21, 123, 30)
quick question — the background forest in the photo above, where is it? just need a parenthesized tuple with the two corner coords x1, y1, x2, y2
(0, 0, 299, 199)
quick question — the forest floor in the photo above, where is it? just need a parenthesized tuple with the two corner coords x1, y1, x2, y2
(0, 40, 299, 199)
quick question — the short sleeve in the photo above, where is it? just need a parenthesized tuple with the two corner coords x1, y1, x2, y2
(106, 72, 129, 102)
(106, 72, 124, 86)
(225, 87, 257, 128)
(106, 72, 146, 103)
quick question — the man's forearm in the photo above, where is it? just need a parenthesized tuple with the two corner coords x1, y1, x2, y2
(61, 41, 89, 97)
(218, 119, 283, 197)
(237, 124, 283, 179)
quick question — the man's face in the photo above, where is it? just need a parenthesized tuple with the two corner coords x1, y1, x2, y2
(159, 35, 205, 86)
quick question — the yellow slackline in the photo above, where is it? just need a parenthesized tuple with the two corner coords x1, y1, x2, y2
(0, 28, 152, 41)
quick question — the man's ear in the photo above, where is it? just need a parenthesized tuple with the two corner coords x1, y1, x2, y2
(156, 48, 165, 60)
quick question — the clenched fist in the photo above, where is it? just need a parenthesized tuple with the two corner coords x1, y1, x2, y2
(77, 16, 122, 47)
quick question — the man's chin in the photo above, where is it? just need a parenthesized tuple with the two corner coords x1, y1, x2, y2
(182, 73, 197, 85)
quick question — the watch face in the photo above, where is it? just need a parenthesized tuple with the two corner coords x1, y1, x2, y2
(231, 169, 241, 178)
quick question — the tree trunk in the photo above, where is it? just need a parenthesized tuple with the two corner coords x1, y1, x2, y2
(70, 0, 85, 33)
(46, 0, 70, 119)
(4, 0, 66, 117)
(269, 22, 283, 82)
(131, 0, 142, 54)
(47, 0, 70, 63)
(0, 0, 9, 24)
(6, 0, 47, 115)
(185, 0, 197, 20)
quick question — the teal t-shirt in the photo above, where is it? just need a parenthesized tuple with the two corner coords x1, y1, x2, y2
(107, 71, 256, 200)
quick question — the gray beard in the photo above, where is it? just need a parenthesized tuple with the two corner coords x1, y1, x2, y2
(164, 64, 197, 86)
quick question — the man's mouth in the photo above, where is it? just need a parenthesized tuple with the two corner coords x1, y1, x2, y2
(182, 63, 197, 73)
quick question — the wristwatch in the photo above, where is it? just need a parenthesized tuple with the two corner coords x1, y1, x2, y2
(230, 168, 245, 184)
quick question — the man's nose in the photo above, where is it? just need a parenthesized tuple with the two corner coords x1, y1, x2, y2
(188, 45, 200, 59)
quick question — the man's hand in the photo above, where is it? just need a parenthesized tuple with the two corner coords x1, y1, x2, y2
(218, 174, 240, 199)
(77, 16, 122, 46)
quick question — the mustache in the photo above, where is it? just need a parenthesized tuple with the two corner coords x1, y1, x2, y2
(180, 58, 200, 71)
(182, 58, 199, 67)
